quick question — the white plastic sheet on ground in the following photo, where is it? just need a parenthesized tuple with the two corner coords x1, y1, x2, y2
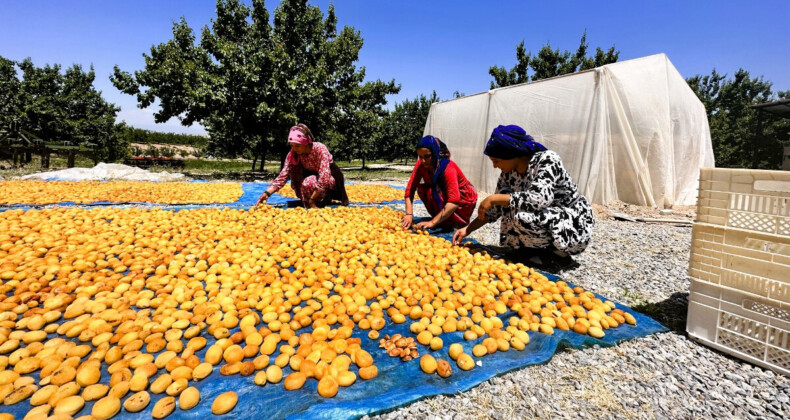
(424, 54, 714, 207)
(20, 163, 186, 182)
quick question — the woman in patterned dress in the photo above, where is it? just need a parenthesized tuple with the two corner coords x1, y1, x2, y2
(452, 125, 594, 257)
(402, 136, 478, 230)
(256, 124, 349, 208)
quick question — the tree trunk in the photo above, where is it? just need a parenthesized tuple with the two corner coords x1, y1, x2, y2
(251, 156, 258, 172)
(259, 144, 268, 172)
(362, 155, 366, 170)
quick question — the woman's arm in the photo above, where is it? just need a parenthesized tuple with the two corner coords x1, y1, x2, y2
(451, 194, 507, 239)
(401, 162, 422, 228)
(453, 175, 509, 244)
(256, 159, 292, 206)
(478, 193, 509, 212)
(415, 202, 459, 230)
(452, 215, 488, 245)
(402, 197, 414, 229)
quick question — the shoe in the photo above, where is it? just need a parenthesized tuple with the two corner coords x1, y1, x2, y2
(527, 255, 543, 265)
(552, 250, 569, 258)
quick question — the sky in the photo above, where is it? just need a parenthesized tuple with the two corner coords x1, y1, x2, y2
(1, 0, 788, 135)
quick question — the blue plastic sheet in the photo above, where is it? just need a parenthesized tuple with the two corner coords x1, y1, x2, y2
(0, 230, 666, 420)
(0, 183, 667, 420)
(0, 285, 664, 420)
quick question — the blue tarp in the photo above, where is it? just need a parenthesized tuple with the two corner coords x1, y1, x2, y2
(0, 271, 664, 420)
(0, 181, 667, 420)
(0, 231, 666, 420)
(1, 283, 664, 420)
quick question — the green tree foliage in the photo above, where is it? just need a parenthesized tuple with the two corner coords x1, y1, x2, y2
(111, 0, 399, 171)
(687, 69, 790, 169)
(490, 31, 619, 88)
(0, 56, 125, 161)
(119, 127, 208, 148)
(0, 57, 22, 128)
(378, 91, 440, 164)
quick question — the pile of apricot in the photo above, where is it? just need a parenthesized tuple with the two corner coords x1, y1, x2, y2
(0, 181, 242, 205)
(276, 184, 403, 203)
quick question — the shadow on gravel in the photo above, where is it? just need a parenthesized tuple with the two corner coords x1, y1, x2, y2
(470, 245, 581, 273)
(632, 291, 689, 334)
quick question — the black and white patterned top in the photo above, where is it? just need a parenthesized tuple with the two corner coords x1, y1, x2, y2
(484, 150, 594, 254)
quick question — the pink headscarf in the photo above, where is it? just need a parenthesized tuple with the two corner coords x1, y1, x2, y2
(288, 127, 312, 146)
(286, 124, 314, 165)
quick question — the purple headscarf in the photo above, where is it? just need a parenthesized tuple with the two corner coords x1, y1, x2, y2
(416, 135, 450, 208)
(484, 125, 546, 159)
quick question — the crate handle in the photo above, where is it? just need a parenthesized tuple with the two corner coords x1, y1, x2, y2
(754, 180, 790, 194)
(743, 299, 790, 322)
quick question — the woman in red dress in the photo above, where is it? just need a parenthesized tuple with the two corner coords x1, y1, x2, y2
(402, 136, 478, 230)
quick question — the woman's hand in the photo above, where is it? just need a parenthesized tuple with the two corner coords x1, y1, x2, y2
(477, 197, 492, 222)
(255, 192, 269, 207)
(414, 220, 435, 230)
(452, 226, 468, 245)
(307, 190, 322, 208)
(401, 214, 413, 229)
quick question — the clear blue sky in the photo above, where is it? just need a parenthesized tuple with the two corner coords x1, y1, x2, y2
(1, 0, 788, 135)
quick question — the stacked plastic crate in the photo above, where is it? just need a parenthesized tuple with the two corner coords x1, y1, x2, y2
(688, 168, 790, 376)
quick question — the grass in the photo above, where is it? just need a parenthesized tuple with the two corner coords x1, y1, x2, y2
(0, 155, 97, 178)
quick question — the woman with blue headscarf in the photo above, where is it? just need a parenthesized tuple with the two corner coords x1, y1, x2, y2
(403, 136, 478, 230)
(452, 125, 594, 258)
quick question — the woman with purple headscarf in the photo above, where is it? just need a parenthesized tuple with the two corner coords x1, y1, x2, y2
(403, 136, 477, 230)
(452, 125, 594, 258)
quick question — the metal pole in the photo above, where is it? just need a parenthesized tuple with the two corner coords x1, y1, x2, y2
(754, 109, 763, 169)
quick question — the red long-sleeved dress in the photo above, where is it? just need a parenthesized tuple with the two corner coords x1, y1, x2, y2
(405, 160, 477, 227)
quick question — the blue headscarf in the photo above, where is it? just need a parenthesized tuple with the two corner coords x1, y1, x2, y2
(416, 135, 451, 208)
(483, 125, 546, 159)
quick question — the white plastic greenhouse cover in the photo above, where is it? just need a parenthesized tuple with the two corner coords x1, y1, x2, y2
(423, 53, 714, 207)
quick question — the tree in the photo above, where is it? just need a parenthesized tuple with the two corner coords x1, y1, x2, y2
(17, 59, 67, 143)
(489, 31, 619, 88)
(118, 127, 208, 148)
(0, 57, 22, 128)
(60, 64, 126, 161)
(1, 56, 124, 162)
(378, 91, 440, 164)
(687, 69, 790, 169)
(489, 41, 529, 89)
(111, 0, 399, 172)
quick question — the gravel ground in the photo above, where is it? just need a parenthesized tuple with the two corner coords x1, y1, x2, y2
(364, 200, 790, 420)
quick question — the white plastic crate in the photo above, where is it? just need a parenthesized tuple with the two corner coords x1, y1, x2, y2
(697, 168, 790, 236)
(688, 168, 790, 376)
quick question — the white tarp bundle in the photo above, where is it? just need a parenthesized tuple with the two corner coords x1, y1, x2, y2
(20, 163, 185, 182)
(424, 54, 714, 207)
